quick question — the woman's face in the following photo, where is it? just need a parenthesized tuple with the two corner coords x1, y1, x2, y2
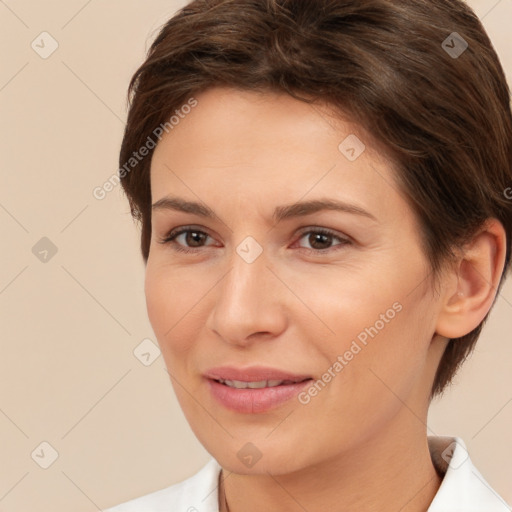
(145, 86, 446, 474)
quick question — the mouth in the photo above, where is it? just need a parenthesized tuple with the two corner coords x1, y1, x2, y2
(204, 365, 313, 383)
(204, 366, 314, 413)
(214, 378, 312, 389)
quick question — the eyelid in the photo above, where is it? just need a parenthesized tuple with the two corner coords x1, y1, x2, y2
(295, 226, 352, 243)
(157, 225, 216, 247)
(293, 227, 352, 253)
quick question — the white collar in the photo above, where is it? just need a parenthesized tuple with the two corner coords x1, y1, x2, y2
(427, 436, 510, 511)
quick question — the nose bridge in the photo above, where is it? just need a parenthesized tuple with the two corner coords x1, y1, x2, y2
(207, 239, 285, 343)
(221, 242, 271, 316)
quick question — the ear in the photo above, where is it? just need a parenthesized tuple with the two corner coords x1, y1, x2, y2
(435, 218, 507, 339)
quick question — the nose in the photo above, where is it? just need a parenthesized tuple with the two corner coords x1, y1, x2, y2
(205, 244, 288, 347)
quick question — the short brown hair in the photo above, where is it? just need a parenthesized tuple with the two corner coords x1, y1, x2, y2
(118, 0, 512, 397)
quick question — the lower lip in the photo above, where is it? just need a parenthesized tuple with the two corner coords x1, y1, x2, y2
(206, 378, 312, 414)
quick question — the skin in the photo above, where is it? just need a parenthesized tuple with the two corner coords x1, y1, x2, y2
(144, 86, 506, 512)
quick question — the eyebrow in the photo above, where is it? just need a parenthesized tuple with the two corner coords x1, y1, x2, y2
(151, 196, 377, 223)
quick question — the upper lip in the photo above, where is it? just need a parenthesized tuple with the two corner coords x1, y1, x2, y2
(204, 366, 313, 383)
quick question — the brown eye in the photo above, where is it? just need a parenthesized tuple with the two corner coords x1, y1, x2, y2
(158, 227, 214, 253)
(181, 230, 208, 247)
(296, 228, 351, 253)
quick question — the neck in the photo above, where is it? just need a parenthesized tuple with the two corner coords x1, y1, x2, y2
(221, 412, 443, 512)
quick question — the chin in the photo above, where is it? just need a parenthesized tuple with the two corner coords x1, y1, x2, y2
(199, 431, 318, 476)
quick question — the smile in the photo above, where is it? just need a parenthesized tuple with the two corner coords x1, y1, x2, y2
(215, 378, 308, 389)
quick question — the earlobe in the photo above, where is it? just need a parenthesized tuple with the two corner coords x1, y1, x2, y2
(435, 218, 507, 339)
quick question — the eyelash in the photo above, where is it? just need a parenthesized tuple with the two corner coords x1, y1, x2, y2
(157, 226, 352, 255)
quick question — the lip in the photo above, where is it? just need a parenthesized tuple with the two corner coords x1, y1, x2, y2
(204, 366, 313, 414)
(204, 365, 312, 382)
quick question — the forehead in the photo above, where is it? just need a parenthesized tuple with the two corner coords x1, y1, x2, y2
(153, 86, 370, 154)
(149, 86, 407, 220)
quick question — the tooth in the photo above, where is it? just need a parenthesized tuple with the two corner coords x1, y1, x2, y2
(231, 380, 252, 389)
(247, 381, 268, 389)
(220, 379, 291, 389)
(267, 380, 284, 387)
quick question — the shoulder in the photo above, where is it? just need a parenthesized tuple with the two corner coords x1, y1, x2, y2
(103, 458, 222, 512)
(428, 436, 511, 512)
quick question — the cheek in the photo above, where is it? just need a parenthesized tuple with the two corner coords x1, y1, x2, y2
(144, 263, 199, 358)
(324, 288, 435, 413)
(298, 259, 436, 397)
(286, 260, 409, 351)
(371, 292, 437, 396)
(144, 266, 168, 338)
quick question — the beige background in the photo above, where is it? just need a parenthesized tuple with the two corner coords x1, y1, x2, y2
(0, 1, 511, 510)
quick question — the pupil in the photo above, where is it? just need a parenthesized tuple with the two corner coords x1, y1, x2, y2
(311, 233, 330, 249)
(187, 231, 205, 247)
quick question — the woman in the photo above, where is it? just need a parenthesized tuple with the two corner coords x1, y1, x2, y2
(105, 0, 512, 510)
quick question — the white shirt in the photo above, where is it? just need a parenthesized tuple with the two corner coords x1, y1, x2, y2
(104, 436, 511, 511)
